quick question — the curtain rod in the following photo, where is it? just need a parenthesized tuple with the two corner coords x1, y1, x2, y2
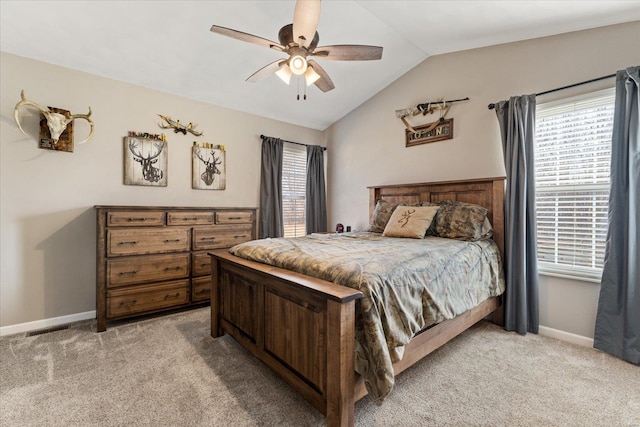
(487, 73, 617, 110)
(260, 134, 327, 151)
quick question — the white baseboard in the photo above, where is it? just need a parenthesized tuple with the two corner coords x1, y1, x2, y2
(0, 311, 96, 337)
(538, 325, 594, 348)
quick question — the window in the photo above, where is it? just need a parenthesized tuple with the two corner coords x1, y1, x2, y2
(535, 89, 615, 282)
(282, 142, 307, 237)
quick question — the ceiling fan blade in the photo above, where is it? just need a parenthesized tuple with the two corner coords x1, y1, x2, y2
(210, 25, 284, 51)
(293, 0, 321, 48)
(308, 60, 335, 92)
(246, 59, 287, 82)
(312, 45, 383, 61)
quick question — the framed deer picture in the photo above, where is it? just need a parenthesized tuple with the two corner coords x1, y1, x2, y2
(123, 136, 168, 187)
(192, 146, 226, 190)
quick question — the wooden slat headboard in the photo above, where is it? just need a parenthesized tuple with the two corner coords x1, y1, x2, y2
(368, 177, 506, 258)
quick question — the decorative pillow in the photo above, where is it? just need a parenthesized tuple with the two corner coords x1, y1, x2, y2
(366, 199, 397, 233)
(434, 200, 488, 241)
(421, 201, 440, 236)
(480, 216, 493, 239)
(382, 205, 440, 239)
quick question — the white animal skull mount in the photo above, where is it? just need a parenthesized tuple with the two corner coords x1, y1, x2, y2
(14, 90, 94, 145)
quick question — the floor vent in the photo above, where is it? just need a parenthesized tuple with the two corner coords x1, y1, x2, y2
(26, 325, 69, 337)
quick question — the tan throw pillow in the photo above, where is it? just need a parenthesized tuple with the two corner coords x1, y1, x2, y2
(382, 205, 440, 239)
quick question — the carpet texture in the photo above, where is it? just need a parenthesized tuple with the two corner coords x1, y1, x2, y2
(1, 307, 638, 426)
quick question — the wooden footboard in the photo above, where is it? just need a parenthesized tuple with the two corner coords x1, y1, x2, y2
(210, 249, 363, 426)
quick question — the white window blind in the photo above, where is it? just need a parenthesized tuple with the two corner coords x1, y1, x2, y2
(282, 142, 307, 238)
(535, 88, 615, 281)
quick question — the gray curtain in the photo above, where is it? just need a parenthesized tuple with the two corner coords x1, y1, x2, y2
(305, 145, 327, 234)
(495, 94, 540, 335)
(259, 137, 284, 238)
(594, 66, 640, 365)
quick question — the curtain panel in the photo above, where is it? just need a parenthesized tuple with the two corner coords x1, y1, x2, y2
(495, 94, 540, 335)
(259, 137, 284, 239)
(594, 66, 640, 365)
(305, 145, 327, 234)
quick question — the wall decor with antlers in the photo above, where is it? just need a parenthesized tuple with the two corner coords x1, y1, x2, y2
(158, 114, 203, 137)
(123, 136, 168, 187)
(14, 90, 94, 152)
(192, 146, 225, 190)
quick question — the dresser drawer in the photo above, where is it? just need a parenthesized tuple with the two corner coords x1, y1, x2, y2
(192, 276, 211, 302)
(107, 211, 166, 227)
(107, 280, 189, 318)
(192, 225, 253, 250)
(215, 211, 254, 224)
(107, 253, 190, 287)
(107, 228, 190, 256)
(167, 211, 214, 226)
(192, 251, 212, 277)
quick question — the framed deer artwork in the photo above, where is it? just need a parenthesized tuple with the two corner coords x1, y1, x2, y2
(192, 146, 226, 190)
(123, 136, 168, 187)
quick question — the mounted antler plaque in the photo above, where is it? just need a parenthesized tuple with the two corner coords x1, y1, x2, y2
(39, 107, 74, 152)
(123, 136, 168, 187)
(14, 90, 94, 152)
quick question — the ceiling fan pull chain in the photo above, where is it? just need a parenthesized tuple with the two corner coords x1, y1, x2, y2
(304, 81, 307, 100)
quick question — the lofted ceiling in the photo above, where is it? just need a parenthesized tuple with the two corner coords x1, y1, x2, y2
(1, 1, 639, 130)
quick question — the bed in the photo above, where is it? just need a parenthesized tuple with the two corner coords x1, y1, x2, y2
(209, 177, 506, 426)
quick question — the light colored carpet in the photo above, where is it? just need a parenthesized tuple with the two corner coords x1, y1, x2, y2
(1, 307, 638, 426)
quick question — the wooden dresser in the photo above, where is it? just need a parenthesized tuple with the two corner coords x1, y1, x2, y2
(95, 206, 257, 332)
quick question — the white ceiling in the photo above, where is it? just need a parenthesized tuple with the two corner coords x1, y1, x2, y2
(2, 1, 639, 130)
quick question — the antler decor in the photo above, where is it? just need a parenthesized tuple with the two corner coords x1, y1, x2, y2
(158, 114, 203, 137)
(395, 97, 469, 133)
(14, 90, 94, 151)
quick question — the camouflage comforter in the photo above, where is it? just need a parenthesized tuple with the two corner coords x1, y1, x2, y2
(229, 232, 505, 404)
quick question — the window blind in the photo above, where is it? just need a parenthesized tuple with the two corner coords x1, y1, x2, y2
(535, 89, 615, 281)
(282, 142, 307, 238)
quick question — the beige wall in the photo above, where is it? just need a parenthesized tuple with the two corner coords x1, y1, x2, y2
(0, 52, 323, 328)
(325, 22, 640, 339)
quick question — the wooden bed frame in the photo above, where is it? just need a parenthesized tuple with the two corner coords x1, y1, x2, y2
(210, 177, 505, 426)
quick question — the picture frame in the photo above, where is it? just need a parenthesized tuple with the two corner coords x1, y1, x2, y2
(192, 146, 226, 190)
(405, 118, 454, 147)
(123, 136, 168, 187)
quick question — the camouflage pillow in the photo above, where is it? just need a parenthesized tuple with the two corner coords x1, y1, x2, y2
(421, 201, 439, 236)
(434, 200, 488, 241)
(366, 199, 397, 233)
(382, 206, 440, 239)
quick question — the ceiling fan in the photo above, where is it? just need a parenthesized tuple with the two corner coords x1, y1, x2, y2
(209, 0, 383, 96)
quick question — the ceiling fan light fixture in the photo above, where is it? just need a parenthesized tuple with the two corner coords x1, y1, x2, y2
(289, 54, 308, 75)
(304, 66, 321, 86)
(276, 63, 293, 84)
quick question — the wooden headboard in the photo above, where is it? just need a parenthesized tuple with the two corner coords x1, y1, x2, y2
(368, 177, 506, 258)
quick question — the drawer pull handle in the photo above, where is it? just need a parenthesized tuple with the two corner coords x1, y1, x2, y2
(164, 292, 180, 299)
(164, 239, 181, 243)
(200, 263, 209, 267)
(118, 240, 138, 245)
(119, 299, 137, 306)
(182, 217, 200, 221)
(234, 235, 247, 239)
(164, 266, 182, 271)
(118, 270, 138, 275)
(197, 288, 209, 294)
(128, 217, 147, 222)
(228, 216, 242, 220)
(200, 237, 216, 241)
